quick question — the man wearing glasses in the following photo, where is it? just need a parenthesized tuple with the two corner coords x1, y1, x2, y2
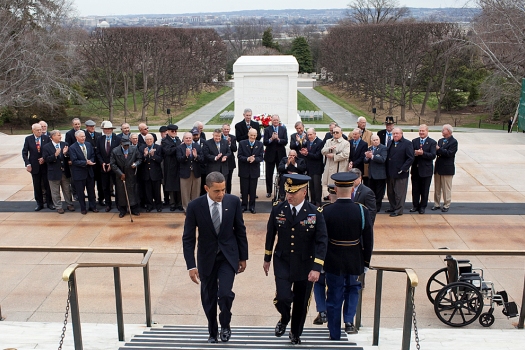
(138, 123, 157, 145)
(321, 127, 350, 201)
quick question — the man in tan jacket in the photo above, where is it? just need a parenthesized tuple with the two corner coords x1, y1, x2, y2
(321, 126, 350, 199)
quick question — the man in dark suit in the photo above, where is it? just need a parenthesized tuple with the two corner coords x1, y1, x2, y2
(221, 124, 237, 194)
(299, 128, 324, 206)
(364, 135, 388, 213)
(65, 118, 82, 147)
(377, 116, 395, 147)
(263, 114, 288, 197)
(349, 168, 377, 224)
(410, 124, 437, 214)
(22, 123, 53, 211)
(96, 121, 121, 212)
(277, 150, 306, 201)
(289, 121, 307, 157)
(348, 128, 368, 175)
(140, 134, 163, 212)
(182, 172, 248, 344)
(385, 128, 414, 217)
(84, 119, 104, 206)
(162, 124, 182, 211)
(237, 128, 264, 213)
(138, 123, 157, 145)
(264, 174, 328, 345)
(323, 172, 373, 339)
(234, 108, 261, 143)
(177, 131, 205, 211)
(193, 121, 207, 141)
(117, 122, 131, 139)
(42, 130, 74, 214)
(69, 130, 98, 215)
(192, 127, 208, 196)
(433, 124, 458, 213)
(203, 129, 231, 177)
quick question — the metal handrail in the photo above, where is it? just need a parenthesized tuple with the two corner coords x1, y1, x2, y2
(363, 249, 525, 350)
(0, 246, 153, 350)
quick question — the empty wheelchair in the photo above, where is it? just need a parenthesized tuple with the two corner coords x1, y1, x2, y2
(426, 255, 519, 327)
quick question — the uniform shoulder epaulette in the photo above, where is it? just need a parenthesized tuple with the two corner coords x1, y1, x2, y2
(273, 201, 279, 206)
(317, 206, 323, 213)
(321, 203, 332, 209)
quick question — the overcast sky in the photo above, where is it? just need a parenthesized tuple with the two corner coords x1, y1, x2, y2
(72, 0, 472, 16)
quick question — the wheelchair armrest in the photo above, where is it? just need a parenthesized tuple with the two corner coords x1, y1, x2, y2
(460, 272, 480, 278)
(457, 259, 471, 264)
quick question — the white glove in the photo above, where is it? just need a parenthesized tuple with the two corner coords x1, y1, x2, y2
(364, 267, 369, 274)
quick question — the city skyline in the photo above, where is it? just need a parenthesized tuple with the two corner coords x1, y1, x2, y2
(72, 0, 472, 16)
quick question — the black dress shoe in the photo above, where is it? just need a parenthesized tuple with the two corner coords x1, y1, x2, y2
(157, 208, 162, 212)
(98, 200, 105, 206)
(345, 322, 358, 334)
(81, 210, 87, 215)
(220, 327, 231, 342)
(441, 207, 449, 212)
(242, 207, 247, 212)
(118, 212, 125, 218)
(313, 311, 327, 325)
(146, 208, 151, 213)
(419, 208, 425, 214)
(266, 193, 272, 198)
(250, 208, 256, 214)
(47, 204, 56, 210)
(385, 209, 395, 213)
(132, 211, 140, 216)
(389, 212, 402, 217)
(207, 336, 218, 343)
(431, 206, 441, 211)
(170, 206, 176, 211)
(275, 321, 287, 337)
(409, 207, 419, 212)
(89, 207, 99, 213)
(105, 206, 111, 212)
(34, 205, 44, 211)
(289, 333, 301, 345)
(177, 206, 184, 211)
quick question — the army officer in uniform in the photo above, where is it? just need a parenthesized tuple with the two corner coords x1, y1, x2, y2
(263, 174, 328, 345)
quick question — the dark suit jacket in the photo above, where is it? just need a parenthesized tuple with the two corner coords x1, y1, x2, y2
(377, 129, 393, 146)
(411, 137, 437, 177)
(278, 156, 306, 175)
(22, 134, 51, 175)
(353, 184, 377, 223)
(65, 128, 80, 147)
(263, 125, 288, 163)
(182, 194, 249, 277)
(386, 137, 414, 179)
(203, 139, 232, 176)
(96, 133, 121, 166)
(364, 144, 388, 180)
(349, 139, 368, 174)
(140, 144, 163, 181)
(235, 120, 261, 143)
(42, 141, 71, 181)
(161, 136, 181, 192)
(435, 136, 458, 176)
(224, 134, 237, 170)
(289, 132, 308, 154)
(138, 133, 158, 145)
(303, 137, 324, 175)
(237, 140, 264, 178)
(176, 142, 204, 178)
(69, 142, 95, 180)
(323, 199, 373, 275)
(84, 130, 102, 151)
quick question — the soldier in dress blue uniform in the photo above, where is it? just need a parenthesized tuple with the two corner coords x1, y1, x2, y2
(263, 174, 328, 345)
(323, 172, 374, 340)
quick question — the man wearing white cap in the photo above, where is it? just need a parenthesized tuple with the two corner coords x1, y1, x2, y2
(96, 121, 120, 212)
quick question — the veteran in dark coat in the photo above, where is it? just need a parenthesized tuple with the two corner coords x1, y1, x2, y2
(264, 174, 328, 345)
(237, 128, 264, 213)
(410, 124, 437, 214)
(161, 124, 182, 211)
(110, 136, 142, 217)
(323, 172, 373, 340)
(140, 134, 164, 212)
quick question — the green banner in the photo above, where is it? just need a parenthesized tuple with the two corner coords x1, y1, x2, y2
(518, 78, 525, 130)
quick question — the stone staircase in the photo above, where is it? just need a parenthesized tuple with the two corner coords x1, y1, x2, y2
(119, 325, 363, 349)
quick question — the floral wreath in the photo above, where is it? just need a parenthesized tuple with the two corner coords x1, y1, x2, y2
(252, 113, 272, 127)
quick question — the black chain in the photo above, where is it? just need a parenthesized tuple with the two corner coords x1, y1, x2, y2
(58, 281, 72, 350)
(411, 288, 421, 350)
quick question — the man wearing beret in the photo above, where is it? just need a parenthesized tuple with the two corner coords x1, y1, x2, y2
(323, 172, 373, 339)
(264, 174, 328, 345)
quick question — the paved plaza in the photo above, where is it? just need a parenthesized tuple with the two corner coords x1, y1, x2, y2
(1, 94, 525, 348)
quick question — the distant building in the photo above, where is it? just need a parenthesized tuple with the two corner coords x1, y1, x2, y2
(97, 20, 110, 28)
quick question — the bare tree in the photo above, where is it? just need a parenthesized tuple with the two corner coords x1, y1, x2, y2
(347, 0, 410, 24)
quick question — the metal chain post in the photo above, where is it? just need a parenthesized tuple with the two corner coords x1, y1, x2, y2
(411, 289, 421, 350)
(58, 281, 72, 350)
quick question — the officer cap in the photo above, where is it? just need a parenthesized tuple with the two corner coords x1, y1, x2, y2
(331, 172, 358, 187)
(167, 124, 178, 131)
(85, 119, 96, 126)
(120, 135, 131, 145)
(283, 174, 311, 193)
(327, 184, 336, 194)
(191, 127, 200, 135)
(159, 126, 168, 132)
(385, 116, 395, 124)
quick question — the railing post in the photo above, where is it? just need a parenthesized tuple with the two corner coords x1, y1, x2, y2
(518, 273, 525, 329)
(143, 262, 152, 327)
(373, 270, 383, 346)
(0, 304, 4, 321)
(69, 272, 83, 350)
(356, 273, 365, 330)
(401, 276, 414, 350)
(113, 267, 125, 341)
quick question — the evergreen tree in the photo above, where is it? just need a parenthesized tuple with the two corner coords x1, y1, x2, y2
(262, 28, 274, 48)
(291, 37, 313, 73)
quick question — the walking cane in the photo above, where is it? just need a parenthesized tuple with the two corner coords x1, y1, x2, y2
(122, 179, 134, 223)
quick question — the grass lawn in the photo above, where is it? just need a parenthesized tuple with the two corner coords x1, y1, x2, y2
(207, 101, 235, 125)
(314, 86, 371, 121)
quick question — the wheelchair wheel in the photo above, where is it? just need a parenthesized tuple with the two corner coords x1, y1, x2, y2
(434, 281, 484, 327)
(426, 267, 450, 304)
(479, 312, 495, 327)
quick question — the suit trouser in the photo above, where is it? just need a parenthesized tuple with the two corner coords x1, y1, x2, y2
(226, 170, 234, 194)
(326, 273, 361, 340)
(411, 173, 432, 209)
(169, 191, 182, 208)
(144, 178, 162, 210)
(32, 172, 52, 206)
(265, 160, 278, 193)
(274, 277, 313, 337)
(94, 166, 104, 202)
(240, 176, 257, 209)
(313, 272, 326, 312)
(309, 174, 322, 206)
(49, 174, 73, 208)
(200, 251, 236, 337)
(434, 174, 453, 208)
(180, 173, 201, 210)
(386, 177, 408, 215)
(368, 177, 386, 212)
(74, 176, 96, 211)
(100, 170, 117, 208)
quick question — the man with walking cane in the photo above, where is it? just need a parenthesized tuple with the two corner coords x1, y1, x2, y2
(110, 135, 142, 218)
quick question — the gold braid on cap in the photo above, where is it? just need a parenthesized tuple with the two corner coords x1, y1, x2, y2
(334, 180, 355, 187)
(284, 181, 308, 193)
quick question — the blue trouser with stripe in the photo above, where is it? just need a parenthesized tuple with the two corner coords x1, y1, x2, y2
(326, 273, 361, 340)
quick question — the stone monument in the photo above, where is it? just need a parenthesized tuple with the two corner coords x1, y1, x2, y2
(232, 55, 299, 128)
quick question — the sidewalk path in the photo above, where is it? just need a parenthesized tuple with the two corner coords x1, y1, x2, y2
(175, 89, 234, 130)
